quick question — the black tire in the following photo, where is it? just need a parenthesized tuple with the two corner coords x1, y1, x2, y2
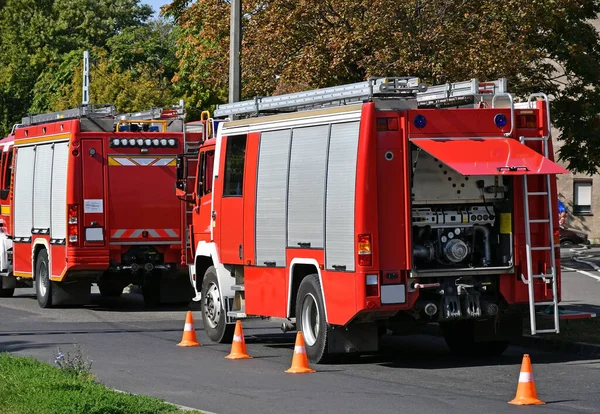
(142, 272, 161, 307)
(201, 266, 234, 343)
(440, 320, 509, 357)
(35, 249, 52, 308)
(0, 286, 15, 297)
(560, 240, 574, 247)
(295, 274, 330, 364)
(98, 281, 124, 298)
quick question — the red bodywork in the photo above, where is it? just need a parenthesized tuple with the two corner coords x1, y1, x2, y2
(191, 99, 566, 326)
(4, 118, 202, 283)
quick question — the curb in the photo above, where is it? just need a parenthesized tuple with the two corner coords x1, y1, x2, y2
(112, 388, 216, 414)
(514, 335, 600, 359)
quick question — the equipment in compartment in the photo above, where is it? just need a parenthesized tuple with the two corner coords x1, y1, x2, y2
(412, 206, 498, 268)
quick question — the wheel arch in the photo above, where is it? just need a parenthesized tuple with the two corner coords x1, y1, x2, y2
(287, 258, 328, 322)
(193, 241, 236, 299)
(32, 239, 50, 280)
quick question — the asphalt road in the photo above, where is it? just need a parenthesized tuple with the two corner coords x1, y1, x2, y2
(1, 251, 600, 414)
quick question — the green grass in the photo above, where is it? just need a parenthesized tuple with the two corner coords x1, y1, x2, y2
(0, 353, 202, 414)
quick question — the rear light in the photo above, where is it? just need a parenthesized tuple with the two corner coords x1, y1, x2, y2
(358, 234, 372, 266)
(554, 230, 560, 245)
(376, 117, 399, 131)
(366, 274, 379, 297)
(517, 113, 537, 129)
(68, 204, 79, 245)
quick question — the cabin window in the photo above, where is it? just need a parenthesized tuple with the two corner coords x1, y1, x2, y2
(198, 150, 215, 196)
(0, 150, 13, 200)
(223, 135, 247, 196)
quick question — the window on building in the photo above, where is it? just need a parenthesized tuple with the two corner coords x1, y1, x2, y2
(573, 180, 592, 215)
(223, 135, 247, 196)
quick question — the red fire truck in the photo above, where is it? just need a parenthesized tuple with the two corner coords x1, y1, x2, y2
(0, 103, 204, 307)
(176, 77, 578, 363)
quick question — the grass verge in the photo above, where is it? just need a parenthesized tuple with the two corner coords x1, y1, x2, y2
(0, 353, 202, 414)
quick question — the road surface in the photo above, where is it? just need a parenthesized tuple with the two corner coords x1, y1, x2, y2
(1, 251, 599, 414)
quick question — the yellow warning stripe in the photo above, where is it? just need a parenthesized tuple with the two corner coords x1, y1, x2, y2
(15, 133, 71, 147)
(0, 205, 10, 215)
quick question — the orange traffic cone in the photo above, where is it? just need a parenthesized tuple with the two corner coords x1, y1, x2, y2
(285, 331, 316, 374)
(177, 311, 201, 347)
(509, 354, 545, 405)
(225, 320, 252, 359)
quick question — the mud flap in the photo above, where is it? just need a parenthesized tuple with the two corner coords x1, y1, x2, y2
(52, 280, 92, 306)
(472, 314, 523, 343)
(327, 322, 379, 354)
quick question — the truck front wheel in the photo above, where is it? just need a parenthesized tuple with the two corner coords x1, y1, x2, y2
(35, 249, 53, 308)
(295, 274, 329, 364)
(201, 266, 234, 343)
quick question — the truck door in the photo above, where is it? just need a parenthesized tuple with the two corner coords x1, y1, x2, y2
(81, 139, 105, 246)
(215, 135, 246, 264)
(192, 147, 215, 245)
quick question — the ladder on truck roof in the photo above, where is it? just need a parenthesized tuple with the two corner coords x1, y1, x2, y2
(521, 93, 560, 336)
(213, 76, 508, 118)
(22, 104, 116, 126)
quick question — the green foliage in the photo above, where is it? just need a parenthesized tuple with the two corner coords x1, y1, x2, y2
(0, 352, 202, 414)
(166, 0, 600, 174)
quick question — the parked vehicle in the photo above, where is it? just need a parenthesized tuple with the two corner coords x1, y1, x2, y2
(0, 104, 205, 307)
(559, 227, 590, 246)
(175, 76, 590, 363)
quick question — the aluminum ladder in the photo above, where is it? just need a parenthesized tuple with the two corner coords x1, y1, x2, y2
(22, 104, 116, 126)
(213, 77, 508, 118)
(520, 93, 560, 335)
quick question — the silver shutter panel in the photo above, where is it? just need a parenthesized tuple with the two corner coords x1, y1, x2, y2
(255, 129, 291, 267)
(33, 144, 53, 230)
(325, 121, 360, 271)
(287, 125, 329, 248)
(14, 146, 36, 238)
(51, 142, 69, 240)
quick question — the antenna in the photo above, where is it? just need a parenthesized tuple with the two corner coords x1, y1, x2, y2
(82, 50, 90, 105)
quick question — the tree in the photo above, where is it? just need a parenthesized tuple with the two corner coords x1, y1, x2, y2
(0, 0, 153, 136)
(165, 0, 600, 173)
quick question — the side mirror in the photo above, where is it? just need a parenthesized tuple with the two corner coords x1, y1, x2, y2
(175, 154, 189, 199)
(0, 189, 8, 201)
(176, 154, 187, 180)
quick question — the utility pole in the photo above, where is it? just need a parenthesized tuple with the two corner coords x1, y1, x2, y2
(229, 0, 241, 105)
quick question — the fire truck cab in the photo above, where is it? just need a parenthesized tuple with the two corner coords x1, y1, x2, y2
(178, 77, 575, 363)
(0, 103, 203, 307)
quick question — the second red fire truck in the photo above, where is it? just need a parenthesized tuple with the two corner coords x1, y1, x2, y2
(176, 76, 583, 363)
(0, 103, 205, 307)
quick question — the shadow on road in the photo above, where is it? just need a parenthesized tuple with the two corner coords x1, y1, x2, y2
(0, 340, 64, 353)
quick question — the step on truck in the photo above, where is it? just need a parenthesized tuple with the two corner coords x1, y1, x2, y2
(0, 103, 204, 307)
(176, 77, 587, 363)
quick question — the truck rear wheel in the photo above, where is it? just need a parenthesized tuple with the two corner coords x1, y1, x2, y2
(295, 274, 329, 364)
(201, 266, 234, 343)
(35, 249, 53, 308)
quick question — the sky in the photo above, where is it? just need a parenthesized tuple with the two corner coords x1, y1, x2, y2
(142, 0, 171, 16)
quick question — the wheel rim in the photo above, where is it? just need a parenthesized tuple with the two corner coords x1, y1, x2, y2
(203, 282, 221, 329)
(301, 293, 320, 346)
(37, 260, 48, 298)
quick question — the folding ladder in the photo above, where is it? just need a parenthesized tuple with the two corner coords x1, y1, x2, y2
(520, 93, 560, 335)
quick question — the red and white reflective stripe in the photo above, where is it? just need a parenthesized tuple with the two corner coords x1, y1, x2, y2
(518, 372, 533, 383)
(294, 345, 306, 354)
(233, 334, 243, 342)
(184, 323, 194, 331)
(110, 229, 179, 239)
